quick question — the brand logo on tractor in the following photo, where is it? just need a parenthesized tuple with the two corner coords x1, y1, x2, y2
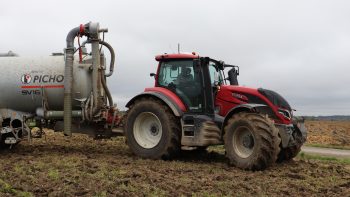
(21, 74, 32, 84)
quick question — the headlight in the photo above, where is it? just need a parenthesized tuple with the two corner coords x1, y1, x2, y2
(278, 109, 291, 120)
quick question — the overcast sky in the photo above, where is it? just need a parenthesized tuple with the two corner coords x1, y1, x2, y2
(1, 0, 350, 115)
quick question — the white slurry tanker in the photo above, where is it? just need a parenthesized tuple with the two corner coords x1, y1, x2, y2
(0, 22, 118, 146)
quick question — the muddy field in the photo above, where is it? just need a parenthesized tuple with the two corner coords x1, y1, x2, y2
(0, 123, 349, 197)
(305, 120, 350, 148)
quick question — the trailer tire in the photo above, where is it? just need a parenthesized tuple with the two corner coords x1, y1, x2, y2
(224, 113, 280, 170)
(0, 134, 7, 149)
(0, 133, 18, 150)
(125, 97, 181, 159)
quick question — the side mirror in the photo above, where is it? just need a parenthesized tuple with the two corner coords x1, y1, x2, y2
(150, 73, 156, 78)
(228, 67, 239, 85)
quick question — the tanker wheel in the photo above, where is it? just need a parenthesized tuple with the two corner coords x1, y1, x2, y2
(0, 134, 8, 149)
(0, 133, 19, 150)
(125, 97, 181, 159)
(224, 112, 281, 170)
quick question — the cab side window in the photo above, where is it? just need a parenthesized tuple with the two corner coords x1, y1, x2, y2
(209, 62, 224, 86)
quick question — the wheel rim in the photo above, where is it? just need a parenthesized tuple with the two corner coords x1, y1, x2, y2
(232, 126, 255, 158)
(133, 112, 162, 149)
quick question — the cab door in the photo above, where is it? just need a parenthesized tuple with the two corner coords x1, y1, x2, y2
(157, 59, 204, 112)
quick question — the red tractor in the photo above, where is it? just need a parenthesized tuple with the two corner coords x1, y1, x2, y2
(124, 53, 307, 170)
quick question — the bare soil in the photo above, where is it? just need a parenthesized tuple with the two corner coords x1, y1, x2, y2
(305, 120, 350, 147)
(0, 130, 349, 196)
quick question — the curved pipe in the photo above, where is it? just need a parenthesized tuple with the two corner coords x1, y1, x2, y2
(66, 27, 80, 48)
(80, 40, 115, 77)
(64, 26, 81, 136)
(99, 40, 115, 77)
(100, 71, 113, 107)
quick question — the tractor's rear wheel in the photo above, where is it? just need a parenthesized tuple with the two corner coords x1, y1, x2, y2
(224, 113, 281, 170)
(125, 98, 181, 159)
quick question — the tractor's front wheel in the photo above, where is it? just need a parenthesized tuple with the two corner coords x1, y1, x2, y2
(277, 123, 304, 162)
(224, 113, 281, 170)
(125, 98, 181, 159)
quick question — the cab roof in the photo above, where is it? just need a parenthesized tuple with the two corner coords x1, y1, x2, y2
(155, 53, 199, 61)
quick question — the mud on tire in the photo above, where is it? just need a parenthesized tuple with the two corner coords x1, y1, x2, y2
(277, 125, 304, 162)
(277, 145, 301, 162)
(125, 97, 181, 159)
(224, 113, 281, 170)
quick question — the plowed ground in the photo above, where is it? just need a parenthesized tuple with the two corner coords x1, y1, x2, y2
(305, 120, 350, 148)
(0, 127, 349, 196)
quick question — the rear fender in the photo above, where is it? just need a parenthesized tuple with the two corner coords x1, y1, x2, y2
(126, 92, 185, 117)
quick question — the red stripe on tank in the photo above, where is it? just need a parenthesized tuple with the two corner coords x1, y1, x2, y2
(21, 85, 64, 89)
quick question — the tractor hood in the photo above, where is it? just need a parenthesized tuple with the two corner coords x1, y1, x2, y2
(218, 85, 291, 110)
(216, 85, 292, 122)
(257, 88, 291, 111)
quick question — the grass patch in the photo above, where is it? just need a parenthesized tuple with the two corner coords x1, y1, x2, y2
(305, 143, 350, 150)
(0, 179, 34, 197)
(94, 191, 107, 197)
(207, 145, 225, 154)
(298, 152, 350, 164)
(48, 169, 60, 180)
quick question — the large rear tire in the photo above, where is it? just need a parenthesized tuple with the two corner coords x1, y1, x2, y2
(125, 97, 181, 159)
(224, 113, 281, 170)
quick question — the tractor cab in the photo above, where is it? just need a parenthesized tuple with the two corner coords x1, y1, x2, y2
(150, 53, 241, 147)
(154, 53, 236, 115)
